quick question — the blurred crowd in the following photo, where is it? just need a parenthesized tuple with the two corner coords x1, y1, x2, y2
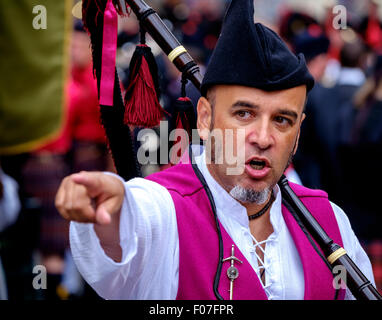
(0, 0, 381, 299)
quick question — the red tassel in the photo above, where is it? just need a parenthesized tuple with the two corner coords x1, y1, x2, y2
(171, 71, 197, 140)
(174, 97, 194, 137)
(169, 97, 194, 164)
(123, 49, 164, 127)
(169, 74, 196, 164)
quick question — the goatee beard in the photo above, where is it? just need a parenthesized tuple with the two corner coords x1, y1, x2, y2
(229, 147, 296, 204)
(229, 186, 270, 204)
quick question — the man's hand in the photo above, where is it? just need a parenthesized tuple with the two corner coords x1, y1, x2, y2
(55, 171, 125, 225)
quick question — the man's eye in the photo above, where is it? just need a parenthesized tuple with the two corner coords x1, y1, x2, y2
(236, 110, 251, 119)
(274, 116, 292, 126)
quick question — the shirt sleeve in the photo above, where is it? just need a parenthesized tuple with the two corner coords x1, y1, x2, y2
(0, 170, 21, 233)
(69, 174, 179, 300)
(330, 201, 376, 300)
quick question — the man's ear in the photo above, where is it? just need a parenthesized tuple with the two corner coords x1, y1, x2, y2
(196, 96, 212, 141)
(293, 112, 306, 155)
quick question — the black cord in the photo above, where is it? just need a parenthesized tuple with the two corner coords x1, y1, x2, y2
(248, 192, 274, 220)
(181, 73, 188, 97)
(138, 8, 156, 45)
(189, 145, 224, 300)
(139, 24, 146, 45)
(138, 8, 156, 22)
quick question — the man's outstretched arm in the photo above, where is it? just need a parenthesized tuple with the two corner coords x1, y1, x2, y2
(55, 171, 125, 262)
(55, 171, 179, 299)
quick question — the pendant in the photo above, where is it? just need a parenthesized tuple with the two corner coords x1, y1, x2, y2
(222, 245, 243, 300)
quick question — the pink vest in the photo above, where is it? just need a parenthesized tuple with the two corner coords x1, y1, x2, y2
(147, 162, 345, 300)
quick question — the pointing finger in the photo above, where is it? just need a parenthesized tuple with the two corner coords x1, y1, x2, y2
(71, 171, 103, 198)
(67, 183, 98, 222)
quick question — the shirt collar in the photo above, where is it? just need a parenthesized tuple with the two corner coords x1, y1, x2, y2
(191, 145, 283, 235)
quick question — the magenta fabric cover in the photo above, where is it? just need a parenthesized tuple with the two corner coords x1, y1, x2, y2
(99, 0, 118, 106)
(147, 162, 345, 300)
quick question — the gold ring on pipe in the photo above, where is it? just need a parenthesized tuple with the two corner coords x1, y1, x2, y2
(327, 247, 347, 264)
(168, 46, 187, 62)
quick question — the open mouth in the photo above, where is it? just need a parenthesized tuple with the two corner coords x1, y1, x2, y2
(249, 159, 266, 170)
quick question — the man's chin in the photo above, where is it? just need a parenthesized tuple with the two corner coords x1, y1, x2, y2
(229, 184, 271, 204)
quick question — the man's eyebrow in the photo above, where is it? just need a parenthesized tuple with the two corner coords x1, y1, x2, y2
(231, 101, 299, 120)
(231, 101, 259, 109)
(277, 109, 298, 120)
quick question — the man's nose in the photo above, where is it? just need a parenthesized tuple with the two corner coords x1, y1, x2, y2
(247, 120, 273, 150)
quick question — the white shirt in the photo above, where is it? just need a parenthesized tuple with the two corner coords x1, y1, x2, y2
(0, 169, 20, 233)
(70, 147, 375, 300)
(0, 169, 21, 300)
(337, 67, 366, 87)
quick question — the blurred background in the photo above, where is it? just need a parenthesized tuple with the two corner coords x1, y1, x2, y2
(0, 0, 381, 300)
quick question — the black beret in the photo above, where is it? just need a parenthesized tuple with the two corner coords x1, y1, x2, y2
(74, 19, 86, 33)
(201, 0, 315, 97)
(279, 11, 318, 44)
(293, 25, 330, 62)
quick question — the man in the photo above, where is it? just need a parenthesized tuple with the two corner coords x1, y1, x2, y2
(55, 0, 375, 300)
(292, 25, 330, 82)
(294, 32, 367, 201)
(291, 25, 331, 190)
(282, 24, 331, 186)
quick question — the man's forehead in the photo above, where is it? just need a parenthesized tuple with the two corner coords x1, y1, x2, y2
(209, 84, 307, 113)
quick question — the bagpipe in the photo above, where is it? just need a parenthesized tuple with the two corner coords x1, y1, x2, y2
(80, 0, 381, 300)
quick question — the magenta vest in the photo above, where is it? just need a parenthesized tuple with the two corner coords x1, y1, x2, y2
(147, 162, 345, 300)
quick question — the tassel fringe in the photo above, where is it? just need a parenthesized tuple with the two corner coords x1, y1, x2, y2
(123, 44, 165, 127)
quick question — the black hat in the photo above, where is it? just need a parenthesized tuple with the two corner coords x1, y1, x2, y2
(293, 25, 330, 62)
(279, 11, 318, 44)
(201, 0, 315, 97)
(74, 19, 86, 33)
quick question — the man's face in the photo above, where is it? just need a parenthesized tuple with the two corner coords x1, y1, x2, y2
(197, 84, 306, 197)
